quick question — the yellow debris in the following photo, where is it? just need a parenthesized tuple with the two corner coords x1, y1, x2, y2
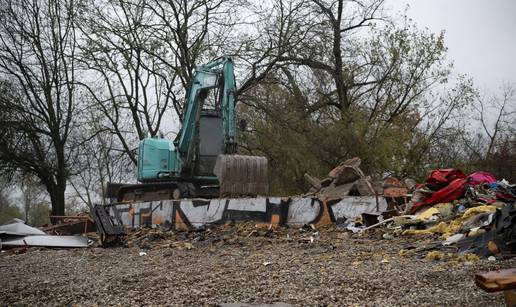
(462, 205, 497, 220)
(354, 216, 363, 226)
(435, 203, 454, 218)
(425, 251, 480, 262)
(425, 251, 444, 261)
(398, 249, 411, 257)
(393, 216, 422, 226)
(402, 221, 458, 237)
(417, 207, 440, 220)
(460, 253, 480, 262)
(402, 205, 498, 238)
(381, 257, 390, 264)
(467, 228, 486, 237)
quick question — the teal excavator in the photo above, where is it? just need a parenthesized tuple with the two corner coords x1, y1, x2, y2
(113, 57, 268, 203)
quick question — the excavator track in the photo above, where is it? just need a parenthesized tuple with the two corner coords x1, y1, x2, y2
(108, 154, 269, 203)
(214, 154, 269, 197)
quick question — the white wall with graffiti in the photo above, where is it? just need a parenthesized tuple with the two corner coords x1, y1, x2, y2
(110, 196, 388, 229)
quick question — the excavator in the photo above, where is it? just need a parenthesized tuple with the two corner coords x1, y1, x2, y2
(112, 57, 268, 203)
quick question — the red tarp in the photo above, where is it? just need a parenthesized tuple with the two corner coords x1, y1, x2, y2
(411, 169, 499, 213)
(426, 169, 466, 188)
(411, 178, 467, 213)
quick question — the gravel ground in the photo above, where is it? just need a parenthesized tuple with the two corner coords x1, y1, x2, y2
(0, 225, 513, 306)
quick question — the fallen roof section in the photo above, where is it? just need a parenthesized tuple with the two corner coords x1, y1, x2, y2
(0, 219, 46, 237)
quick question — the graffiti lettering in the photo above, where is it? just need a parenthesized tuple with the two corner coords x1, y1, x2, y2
(110, 196, 387, 230)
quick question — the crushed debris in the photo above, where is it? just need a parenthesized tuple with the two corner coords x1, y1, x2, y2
(1, 159, 515, 305)
(0, 218, 46, 236)
(90, 203, 126, 247)
(1, 235, 89, 248)
(109, 162, 516, 262)
(346, 167, 516, 259)
(304, 157, 387, 201)
(41, 213, 95, 235)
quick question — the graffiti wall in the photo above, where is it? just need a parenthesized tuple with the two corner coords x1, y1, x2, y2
(110, 196, 387, 230)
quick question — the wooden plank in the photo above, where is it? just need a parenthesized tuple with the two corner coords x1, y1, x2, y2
(476, 269, 516, 293)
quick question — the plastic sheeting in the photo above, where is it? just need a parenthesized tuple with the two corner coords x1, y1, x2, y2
(468, 171, 497, 186)
(425, 169, 466, 190)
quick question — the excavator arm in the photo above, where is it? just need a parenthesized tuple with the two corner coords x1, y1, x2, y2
(174, 57, 237, 171)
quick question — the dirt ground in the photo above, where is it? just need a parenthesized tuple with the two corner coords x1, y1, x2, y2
(0, 225, 513, 306)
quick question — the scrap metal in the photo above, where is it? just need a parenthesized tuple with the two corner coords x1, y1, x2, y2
(90, 204, 127, 247)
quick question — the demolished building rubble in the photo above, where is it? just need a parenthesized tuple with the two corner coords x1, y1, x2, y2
(101, 157, 515, 260)
(2, 157, 514, 263)
(105, 158, 392, 232)
(351, 168, 516, 258)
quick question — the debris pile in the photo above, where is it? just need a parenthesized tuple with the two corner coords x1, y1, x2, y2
(353, 168, 516, 259)
(1, 158, 514, 264)
(304, 157, 389, 201)
(0, 205, 124, 252)
(90, 204, 126, 247)
(40, 212, 95, 235)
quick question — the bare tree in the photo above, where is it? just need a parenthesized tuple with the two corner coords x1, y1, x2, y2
(473, 83, 516, 159)
(69, 110, 133, 206)
(0, 0, 79, 218)
(234, 0, 315, 98)
(75, 0, 242, 164)
(75, 0, 173, 164)
(74, 0, 312, 166)
(270, 0, 387, 111)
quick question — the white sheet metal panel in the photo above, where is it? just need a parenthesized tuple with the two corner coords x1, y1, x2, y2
(0, 221, 46, 236)
(286, 197, 320, 225)
(331, 196, 388, 221)
(1, 235, 89, 248)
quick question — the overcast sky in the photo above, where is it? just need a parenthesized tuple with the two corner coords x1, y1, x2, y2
(388, 0, 516, 91)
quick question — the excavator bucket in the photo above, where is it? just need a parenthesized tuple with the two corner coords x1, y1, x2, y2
(214, 154, 269, 197)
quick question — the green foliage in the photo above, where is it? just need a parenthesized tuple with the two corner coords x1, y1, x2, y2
(0, 184, 23, 224)
(239, 84, 423, 194)
(236, 6, 482, 194)
(0, 203, 23, 225)
(27, 203, 51, 227)
(239, 71, 474, 194)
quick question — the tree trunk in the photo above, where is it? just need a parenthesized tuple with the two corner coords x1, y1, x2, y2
(49, 183, 66, 223)
(333, 0, 349, 110)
